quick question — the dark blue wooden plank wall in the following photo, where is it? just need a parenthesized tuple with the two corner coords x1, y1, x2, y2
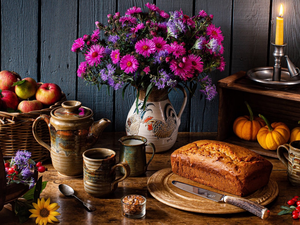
(1, 0, 299, 132)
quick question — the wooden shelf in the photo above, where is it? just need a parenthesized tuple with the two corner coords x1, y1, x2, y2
(217, 71, 300, 158)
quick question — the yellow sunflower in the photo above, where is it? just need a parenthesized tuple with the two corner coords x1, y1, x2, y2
(29, 198, 60, 225)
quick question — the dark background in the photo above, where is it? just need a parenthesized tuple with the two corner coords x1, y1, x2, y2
(1, 0, 298, 132)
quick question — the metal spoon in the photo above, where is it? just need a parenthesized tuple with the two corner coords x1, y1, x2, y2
(58, 184, 96, 212)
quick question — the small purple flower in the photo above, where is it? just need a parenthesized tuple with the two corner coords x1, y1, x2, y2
(107, 64, 115, 76)
(108, 35, 120, 44)
(194, 36, 206, 50)
(100, 69, 108, 81)
(21, 167, 33, 180)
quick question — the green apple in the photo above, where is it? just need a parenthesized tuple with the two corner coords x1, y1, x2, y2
(14, 77, 37, 99)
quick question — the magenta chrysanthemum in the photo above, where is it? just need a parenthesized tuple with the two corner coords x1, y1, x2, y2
(85, 45, 105, 66)
(152, 37, 167, 52)
(145, 3, 160, 12)
(143, 66, 150, 74)
(160, 10, 170, 19)
(130, 23, 145, 33)
(135, 38, 156, 57)
(120, 54, 139, 74)
(110, 49, 120, 64)
(71, 37, 85, 52)
(189, 54, 203, 72)
(170, 59, 193, 80)
(218, 56, 226, 72)
(168, 42, 186, 59)
(199, 10, 208, 17)
(125, 6, 142, 15)
(91, 29, 100, 43)
(207, 24, 224, 43)
(77, 61, 87, 78)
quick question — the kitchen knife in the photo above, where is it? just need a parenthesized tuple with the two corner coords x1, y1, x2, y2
(172, 180, 270, 219)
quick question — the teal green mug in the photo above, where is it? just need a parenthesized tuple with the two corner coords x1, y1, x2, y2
(119, 135, 155, 177)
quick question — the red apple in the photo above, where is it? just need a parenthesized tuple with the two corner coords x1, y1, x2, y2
(1, 90, 19, 110)
(0, 70, 21, 91)
(35, 83, 62, 105)
(18, 100, 43, 113)
(14, 77, 37, 99)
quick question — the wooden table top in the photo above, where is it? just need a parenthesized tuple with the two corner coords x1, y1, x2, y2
(0, 132, 299, 225)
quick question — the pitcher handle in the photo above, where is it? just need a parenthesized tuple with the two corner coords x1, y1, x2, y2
(32, 114, 51, 152)
(277, 144, 289, 168)
(111, 162, 130, 187)
(176, 85, 187, 119)
(145, 142, 156, 170)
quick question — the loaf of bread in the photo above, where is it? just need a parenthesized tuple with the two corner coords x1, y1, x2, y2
(171, 140, 273, 196)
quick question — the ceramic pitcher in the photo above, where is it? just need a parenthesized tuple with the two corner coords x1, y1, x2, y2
(32, 100, 111, 176)
(126, 86, 187, 153)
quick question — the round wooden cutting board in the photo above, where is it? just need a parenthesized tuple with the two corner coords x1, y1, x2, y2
(147, 168, 279, 214)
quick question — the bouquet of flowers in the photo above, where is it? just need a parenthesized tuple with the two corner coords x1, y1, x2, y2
(71, 3, 225, 102)
(4, 150, 46, 189)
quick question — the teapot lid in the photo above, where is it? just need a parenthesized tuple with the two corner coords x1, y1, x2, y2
(53, 101, 91, 120)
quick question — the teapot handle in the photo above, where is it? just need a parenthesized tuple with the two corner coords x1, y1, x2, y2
(32, 114, 51, 152)
(176, 85, 187, 120)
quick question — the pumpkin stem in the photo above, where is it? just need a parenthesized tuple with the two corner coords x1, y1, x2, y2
(259, 114, 273, 132)
(298, 120, 300, 124)
(245, 101, 253, 121)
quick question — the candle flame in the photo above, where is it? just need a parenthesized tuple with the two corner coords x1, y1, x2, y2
(279, 4, 283, 17)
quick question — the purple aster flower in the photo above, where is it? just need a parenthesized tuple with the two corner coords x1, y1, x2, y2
(200, 84, 217, 100)
(153, 50, 169, 64)
(119, 16, 137, 26)
(21, 167, 33, 180)
(107, 64, 115, 76)
(100, 69, 108, 81)
(108, 35, 120, 44)
(135, 38, 156, 57)
(105, 46, 112, 55)
(207, 38, 221, 54)
(194, 36, 206, 50)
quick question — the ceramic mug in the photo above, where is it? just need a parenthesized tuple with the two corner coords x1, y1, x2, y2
(277, 140, 300, 186)
(83, 148, 130, 197)
(119, 135, 155, 177)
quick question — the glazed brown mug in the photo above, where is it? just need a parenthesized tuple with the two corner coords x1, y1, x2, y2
(277, 140, 300, 186)
(82, 148, 130, 197)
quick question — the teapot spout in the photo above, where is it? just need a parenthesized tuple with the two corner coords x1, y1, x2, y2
(285, 55, 300, 77)
(87, 118, 111, 147)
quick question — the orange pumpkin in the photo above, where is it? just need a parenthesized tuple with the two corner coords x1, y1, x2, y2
(257, 114, 290, 150)
(233, 102, 265, 141)
(290, 121, 300, 143)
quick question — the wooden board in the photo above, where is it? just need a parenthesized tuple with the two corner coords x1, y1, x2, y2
(147, 168, 279, 214)
(224, 136, 278, 158)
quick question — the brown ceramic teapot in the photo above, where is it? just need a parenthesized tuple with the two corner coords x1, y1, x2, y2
(32, 100, 111, 176)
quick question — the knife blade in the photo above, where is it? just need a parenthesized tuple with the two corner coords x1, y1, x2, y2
(172, 180, 270, 219)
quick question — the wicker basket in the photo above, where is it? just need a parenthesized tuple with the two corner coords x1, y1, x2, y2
(0, 94, 66, 162)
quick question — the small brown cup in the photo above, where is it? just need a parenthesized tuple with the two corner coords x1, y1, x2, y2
(277, 140, 300, 186)
(83, 148, 130, 197)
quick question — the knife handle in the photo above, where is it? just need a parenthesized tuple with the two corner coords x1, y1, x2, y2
(223, 195, 270, 219)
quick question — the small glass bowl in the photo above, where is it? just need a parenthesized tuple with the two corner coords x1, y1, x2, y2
(121, 195, 146, 219)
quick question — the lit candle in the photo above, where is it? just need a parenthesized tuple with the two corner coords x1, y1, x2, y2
(275, 4, 284, 45)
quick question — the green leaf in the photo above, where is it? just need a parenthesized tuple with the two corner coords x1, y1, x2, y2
(23, 180, 47, 201)
(141, 83, 154, 110)
(280, 205, 291, 210)
(14, 200, 33, 223)
(12, 80, 25, 86)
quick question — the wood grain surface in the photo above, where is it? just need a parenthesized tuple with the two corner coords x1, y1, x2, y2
(0, 132, 299, 225)
(1, 1, 299, 132)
